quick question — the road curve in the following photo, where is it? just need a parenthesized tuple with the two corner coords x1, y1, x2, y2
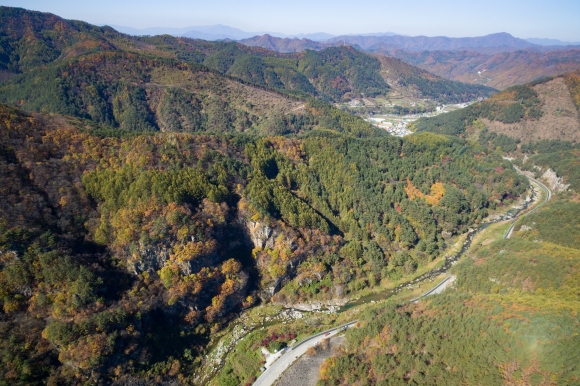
(254, 165, 552, 386)
(504, 166, 552, 239)
(410, 275, 454, 303)
(253, 321, 357, 386)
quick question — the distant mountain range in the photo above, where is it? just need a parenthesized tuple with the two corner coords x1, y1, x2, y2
(108, 24, 336, 41)
(527, 38, 580, 46)
(109, 23, 579, 47)
(238, 33, 580, 90)
(327, 32, 538, 52)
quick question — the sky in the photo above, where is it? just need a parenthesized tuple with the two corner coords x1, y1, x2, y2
(1, 0, 580, 41)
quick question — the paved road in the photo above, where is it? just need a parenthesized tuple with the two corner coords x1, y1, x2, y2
(410, 275, 456, 303)
(253, 321, 357, 386)
(504, 167, 552, 239)
(254, 165, 552, 386)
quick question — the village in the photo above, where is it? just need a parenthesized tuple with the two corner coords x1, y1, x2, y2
(337, 94, 483, 137)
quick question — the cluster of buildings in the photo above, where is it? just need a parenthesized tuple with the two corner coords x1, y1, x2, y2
(366, 118, 413, 137)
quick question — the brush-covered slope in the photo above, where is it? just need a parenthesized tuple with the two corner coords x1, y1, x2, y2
(377, 56, 495, 103)
(412, 71, 580, 144)
(390, 49, 580, 90)
(0, 103, 529, 384)
(318, 197, 580, 385)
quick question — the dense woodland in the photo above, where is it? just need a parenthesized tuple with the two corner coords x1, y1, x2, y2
(0, 98, 528, 384)
(412, 83, 547, 136)
(318, 197, 580, 385)
(0, 6, 578, 386)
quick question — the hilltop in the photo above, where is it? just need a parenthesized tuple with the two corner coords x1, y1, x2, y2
(389, 49, 580, 90)
(412, 70, 580, 144)
(240, 33, 580, 90)
(0, 6, 494, 132)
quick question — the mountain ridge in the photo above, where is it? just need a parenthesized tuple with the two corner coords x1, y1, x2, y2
(239, 34, 580, 90)
(326, 32, 538, 52)
(412, 70, 580, 144)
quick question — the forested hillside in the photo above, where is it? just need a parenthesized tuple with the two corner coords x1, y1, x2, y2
(319, 181, 580, 385)
(0, 6, 494, 110)
(0, 100, 529, 384)
(412, 72, 580, 144)
(1, 6, 570, 386)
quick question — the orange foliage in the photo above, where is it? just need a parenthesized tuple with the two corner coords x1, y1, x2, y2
(404, 179, 446, 205)
(58, 333, 111, 370)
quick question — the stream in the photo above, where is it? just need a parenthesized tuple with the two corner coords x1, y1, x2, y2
(201, 178, 541, 384)
(338, 184, 538, 312)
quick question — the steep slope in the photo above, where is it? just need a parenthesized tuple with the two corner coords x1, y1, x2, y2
(0, 104, 529, 384)
(412, 71, 580, 144)
(390, 49, 580, 90)
(318, 197, 580, 385)
(377, 56, 494, 103)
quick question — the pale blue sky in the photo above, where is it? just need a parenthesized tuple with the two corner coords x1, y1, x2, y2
(1, 0, 579, 41)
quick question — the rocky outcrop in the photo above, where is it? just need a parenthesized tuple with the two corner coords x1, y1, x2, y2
(127, 243, 169, 276)
(541, 168, 570, 193)
(279, 298, 348, 312)
(246, 220, 274, 248)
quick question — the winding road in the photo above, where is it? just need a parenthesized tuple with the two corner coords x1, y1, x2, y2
(504, 166, 552, 239)
(253, 322, 357, 386)
(253, 167, 552, 386)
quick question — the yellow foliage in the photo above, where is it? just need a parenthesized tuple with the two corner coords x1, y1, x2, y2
(221, 259, 242, 278)
(404, 179, 422, 201)
(220, 279, 236, 296)
(405, 179, 445, 205)
(319, 357, 336, 380)
(426, 182, 446, 205)
(171, 241, 202, 264)
(2, 297, 19, 314)
(269, 263, 287, 278)
(405, 131, 450, 146)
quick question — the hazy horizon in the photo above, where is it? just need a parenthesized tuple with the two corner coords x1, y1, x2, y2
(1, 0, 579, 41)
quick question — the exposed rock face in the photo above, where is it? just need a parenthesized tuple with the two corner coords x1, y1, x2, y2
(441, 231, 453, 239)
(541, 168, 570, 193)
(246, 220, 273, 248)
(127, 243, 169, 275)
